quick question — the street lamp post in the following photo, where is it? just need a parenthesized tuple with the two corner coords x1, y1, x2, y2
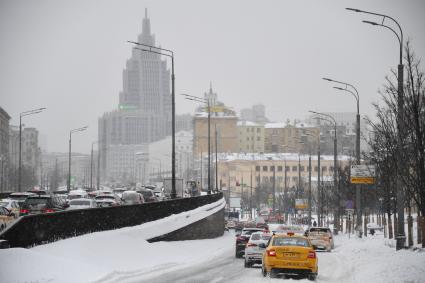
(346, 7, 405, 249)
(129, 41, 176, 199)
(215, 124, 218, 193)
(182, 94, 212, 194)
(90, 140, 101, 190)
(19, 107, 46, 192)
(68, 126, 88, 191)
(301, 130, 318, 227)
(310, 111, 338, 230)
(323, 77, 361, 235)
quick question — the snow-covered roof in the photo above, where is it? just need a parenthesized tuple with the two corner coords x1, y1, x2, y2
(264, 122, 288, 129)
(265, 122, 316, 129)
(216, 152, 352, 162)
(237, 121, 260, 127)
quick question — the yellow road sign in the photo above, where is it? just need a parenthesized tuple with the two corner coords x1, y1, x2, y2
(350, 177, 375, 184)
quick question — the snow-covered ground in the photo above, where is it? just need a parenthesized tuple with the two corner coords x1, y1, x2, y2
(1, 197, 424, 283)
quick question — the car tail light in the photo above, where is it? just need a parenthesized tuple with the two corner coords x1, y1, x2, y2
(43, 208, 55, 213)
(308, 251, 316, 259)
(20, 209, 29, 214)
(246, 243, 257, 247)
(237, 236, 245, 241)
(267, 249, 276, 257)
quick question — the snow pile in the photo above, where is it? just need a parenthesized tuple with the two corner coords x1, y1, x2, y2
(0, 197, 225, 283)
(335, 235, 425, 283)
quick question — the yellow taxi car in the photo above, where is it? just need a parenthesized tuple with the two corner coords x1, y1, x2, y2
(260, 232, 318, 280)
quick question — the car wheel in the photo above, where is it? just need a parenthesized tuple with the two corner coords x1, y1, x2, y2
(308, 274, 317, 281)
(235, 249, 241, 258)
(244, 259, 250, 268)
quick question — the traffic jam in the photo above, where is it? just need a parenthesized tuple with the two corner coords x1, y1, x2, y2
(0, 185, 168, 232)
(232, 221, 334, 280)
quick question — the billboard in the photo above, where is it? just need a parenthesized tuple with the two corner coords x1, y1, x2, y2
(350, 165, 376, 184)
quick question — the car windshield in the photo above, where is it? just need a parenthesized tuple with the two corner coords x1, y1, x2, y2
(242, 229, 261, 236)
(70, 200, 91, 206)
(26, 198, 49, 205)
(140, 191, 152, 197)
(96, 195, 115, 200)
(68, 195, 84, 200)
(251, 234, 261, 241)
(309, 228, 331, 235)
(0, 201, 9, 206)
(272, 237, 310, 247)
(9, 195, 30, 200)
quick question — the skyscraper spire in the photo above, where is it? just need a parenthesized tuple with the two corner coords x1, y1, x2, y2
(140, 8, 152, 44)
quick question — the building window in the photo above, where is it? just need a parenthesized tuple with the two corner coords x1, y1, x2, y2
(292, 176, 298, 182)
(285, 166, 290, 172)
(292, 166, 297, 172)
(255, 166, 260, 171)
(277, 166, 283, 172)
(262, 166, 268, 171)
(270, 166, 275, 171)
(257, 136, 261, 141)
(314, 166, 318, 172)
(323, 167, 328, 172)
(300, 166, 305, 172)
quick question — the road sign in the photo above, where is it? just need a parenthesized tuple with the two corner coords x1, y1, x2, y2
(350, 165, 376, 184)
(229, 197, 241, 208)
(295, 199, 308, 209)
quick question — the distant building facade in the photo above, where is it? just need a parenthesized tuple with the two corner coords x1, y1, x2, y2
(0, 107, 10, 192)
(193, 85, 238, 156)
(264, 122, 320, 153)
(106, 144, 148, 184)
(240, 104, 269, 124)
(237, 121, 265, 153)
(176, 113, 193, 132)
(306, 112, 367, 155)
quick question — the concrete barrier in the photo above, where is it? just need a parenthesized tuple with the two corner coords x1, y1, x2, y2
(0, 193, 223, 248)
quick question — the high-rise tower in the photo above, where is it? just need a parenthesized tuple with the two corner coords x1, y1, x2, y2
(98, 9, 171, 183)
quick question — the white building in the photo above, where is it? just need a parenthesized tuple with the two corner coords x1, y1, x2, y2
(106, 144, 148, 184)
(148, 131, 193, 183)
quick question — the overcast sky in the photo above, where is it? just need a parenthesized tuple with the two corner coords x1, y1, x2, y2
(1, 0, 424, 154)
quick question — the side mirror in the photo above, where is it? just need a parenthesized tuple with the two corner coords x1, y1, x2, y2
(258, 243, 267, 249)
(235, 233, 240, 237)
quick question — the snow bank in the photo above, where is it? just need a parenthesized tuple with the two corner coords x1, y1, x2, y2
(0, 197, 226, 283)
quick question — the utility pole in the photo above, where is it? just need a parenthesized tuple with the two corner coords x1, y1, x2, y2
(273, 162, 276, 216)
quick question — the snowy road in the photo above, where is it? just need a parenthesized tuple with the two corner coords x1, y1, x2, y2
(141, 232, 355, 283)
(136, 232, 424, 283)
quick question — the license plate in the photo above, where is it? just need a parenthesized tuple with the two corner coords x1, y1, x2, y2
(287, 262, 303, 266)
(283, 252, 297, 258)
